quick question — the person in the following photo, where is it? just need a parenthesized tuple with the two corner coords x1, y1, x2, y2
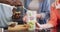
(0, 3, 16, 32)
(0, 0, 22, 29)
(49, 0, 60, 32)
(23, 0, 50, 32)
(0, 0, 22, 6)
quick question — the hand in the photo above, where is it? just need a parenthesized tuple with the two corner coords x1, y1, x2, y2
(36, 14, 42, 19)
(23, 14, 41, 23)
(35, 22, 41, 30)
(23, 15, 27, 23)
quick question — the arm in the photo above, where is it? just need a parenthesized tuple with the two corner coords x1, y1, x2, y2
(38, 9, 57, 29)
(48, 5, 57, 27)
(36, 3, 57, 30)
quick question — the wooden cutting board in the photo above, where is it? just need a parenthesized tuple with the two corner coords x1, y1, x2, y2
(8, 24, 29, 31)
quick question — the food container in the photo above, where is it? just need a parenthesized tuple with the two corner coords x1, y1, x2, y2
(27, 10, 37, 31)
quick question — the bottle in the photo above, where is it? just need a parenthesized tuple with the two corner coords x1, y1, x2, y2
(26, 0, 40, 31)
(27, 10, 37, 31)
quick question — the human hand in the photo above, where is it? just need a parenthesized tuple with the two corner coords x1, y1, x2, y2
(23, 15, 28, 23)
(35, 22, 41, 30)
(36, 14, 42, 19)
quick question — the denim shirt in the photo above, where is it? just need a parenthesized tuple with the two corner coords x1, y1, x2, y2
(24, 0, 50, 24)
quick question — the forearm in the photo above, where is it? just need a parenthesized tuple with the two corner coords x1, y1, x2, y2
(38, 12, 50, 20)
(40, 13, 46, 19)
(37, 23, 54, 30)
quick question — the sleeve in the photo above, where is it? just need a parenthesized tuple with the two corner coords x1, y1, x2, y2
(40, 0, 50, 20)
(48, 5, 57, 27)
